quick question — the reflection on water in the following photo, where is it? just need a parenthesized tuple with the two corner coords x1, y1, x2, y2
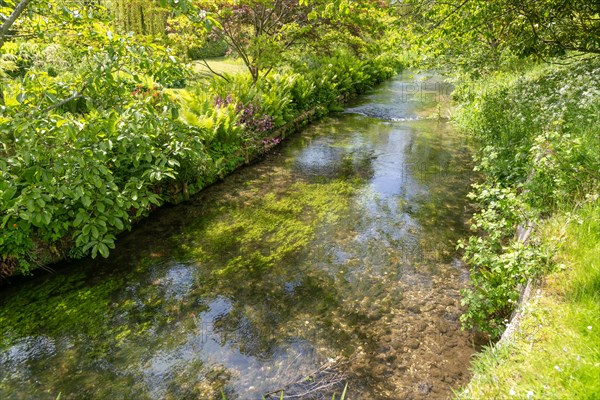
(0, 72, 475, 399)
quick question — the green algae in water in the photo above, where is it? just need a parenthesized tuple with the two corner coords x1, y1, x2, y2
(0, 176, 362, 399)
(0, 271, 123, 349)
(195, 180, 358, 276)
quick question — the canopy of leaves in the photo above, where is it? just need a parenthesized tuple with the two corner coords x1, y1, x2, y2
(402, 0, 600, 74)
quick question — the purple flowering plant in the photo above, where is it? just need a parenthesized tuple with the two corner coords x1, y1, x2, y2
(214, 93, 275, 134)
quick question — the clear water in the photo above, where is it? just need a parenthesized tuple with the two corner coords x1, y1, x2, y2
(0, 72, 475, 399)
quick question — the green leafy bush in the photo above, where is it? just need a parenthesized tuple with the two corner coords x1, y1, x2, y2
(457, 184, 551, 337)
(187, 39, 229, 60)
(456, 58, 600, 337)
(0, 37, 203, 275)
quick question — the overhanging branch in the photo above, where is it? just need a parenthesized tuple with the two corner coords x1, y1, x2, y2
(0, 0, 34, 49)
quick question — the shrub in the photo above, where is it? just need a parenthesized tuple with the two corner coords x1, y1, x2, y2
(187, 39, 229, 60)
(456, 57, 600, 337)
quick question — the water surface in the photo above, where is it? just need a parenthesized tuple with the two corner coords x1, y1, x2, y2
(0, 72, 475, 399)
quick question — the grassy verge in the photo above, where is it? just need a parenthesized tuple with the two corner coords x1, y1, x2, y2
(191, 57, 246, 79)
(457, 199, 600, 399)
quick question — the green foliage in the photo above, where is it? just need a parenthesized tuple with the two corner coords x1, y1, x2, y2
(457, 185, 551, 337)
(0, 34, 205, 276)
(187, 38, 229, 60)
(457, 200, 600, 399)
(455, 58, 600, 212)
(455, 58, 600, 338)
(196, 0, 311, 82)
(289, 48, 401, 108)
(1, 1, 110, 49)
(194, 0, 398, 83)
(111, 0, 169, 36)
(402, 0, 600, 76)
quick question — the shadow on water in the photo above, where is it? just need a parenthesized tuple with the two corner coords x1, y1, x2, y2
(0, 71, 475, 399)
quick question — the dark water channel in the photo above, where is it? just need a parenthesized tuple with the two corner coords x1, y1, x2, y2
(0, 72, 475, 399)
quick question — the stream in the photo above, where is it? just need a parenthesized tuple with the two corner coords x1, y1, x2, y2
(0, 72, 475, 399)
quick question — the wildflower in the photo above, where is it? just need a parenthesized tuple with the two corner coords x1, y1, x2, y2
(587, 326, 592, 330)
(527, 391, 534, 399)
(509, 389, 516, 396)
(554, 365, 561, 372)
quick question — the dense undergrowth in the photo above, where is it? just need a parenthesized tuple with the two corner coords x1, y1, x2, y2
(0, 33, 401, 277)
(457, 200, 600, 399)
(454, 57, 600, 338)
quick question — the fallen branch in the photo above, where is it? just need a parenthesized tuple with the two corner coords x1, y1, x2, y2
(264, 356, 350, 400)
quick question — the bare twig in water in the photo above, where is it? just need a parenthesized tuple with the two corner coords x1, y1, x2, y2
(264, 356, 350, 399)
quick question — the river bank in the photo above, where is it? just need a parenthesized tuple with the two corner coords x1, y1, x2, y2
(452, 58, 600, 398)
(0, 50, 402, 278)
(457, 201, 600, 399)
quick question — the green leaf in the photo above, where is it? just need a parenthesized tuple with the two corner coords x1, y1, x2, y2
(42, 211, 52, 225)
(97, 243, 110, 258)
(2, 187, 17, 202)
(82, 196, 92, 208)
(73, 212, 85, 227)
(27, 199, 36, 212)
(112, 217, 124, 230)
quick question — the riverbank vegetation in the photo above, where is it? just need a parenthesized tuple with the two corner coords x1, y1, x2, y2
(454, 58, 600, 338)
(457, 200, 600, 399)
(453, 62, 600, 399)
(0, 0, 402, 278)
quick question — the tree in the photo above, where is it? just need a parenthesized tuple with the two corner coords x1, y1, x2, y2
(1, 0, 33, 104)
(0, 0, 109, 104)
(196, 0, 313, 83)
(193, 0, 394, 83)
(403, 0, 600, 74)
(303, 0, 393, 56)
(112, 0, 169, 36)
